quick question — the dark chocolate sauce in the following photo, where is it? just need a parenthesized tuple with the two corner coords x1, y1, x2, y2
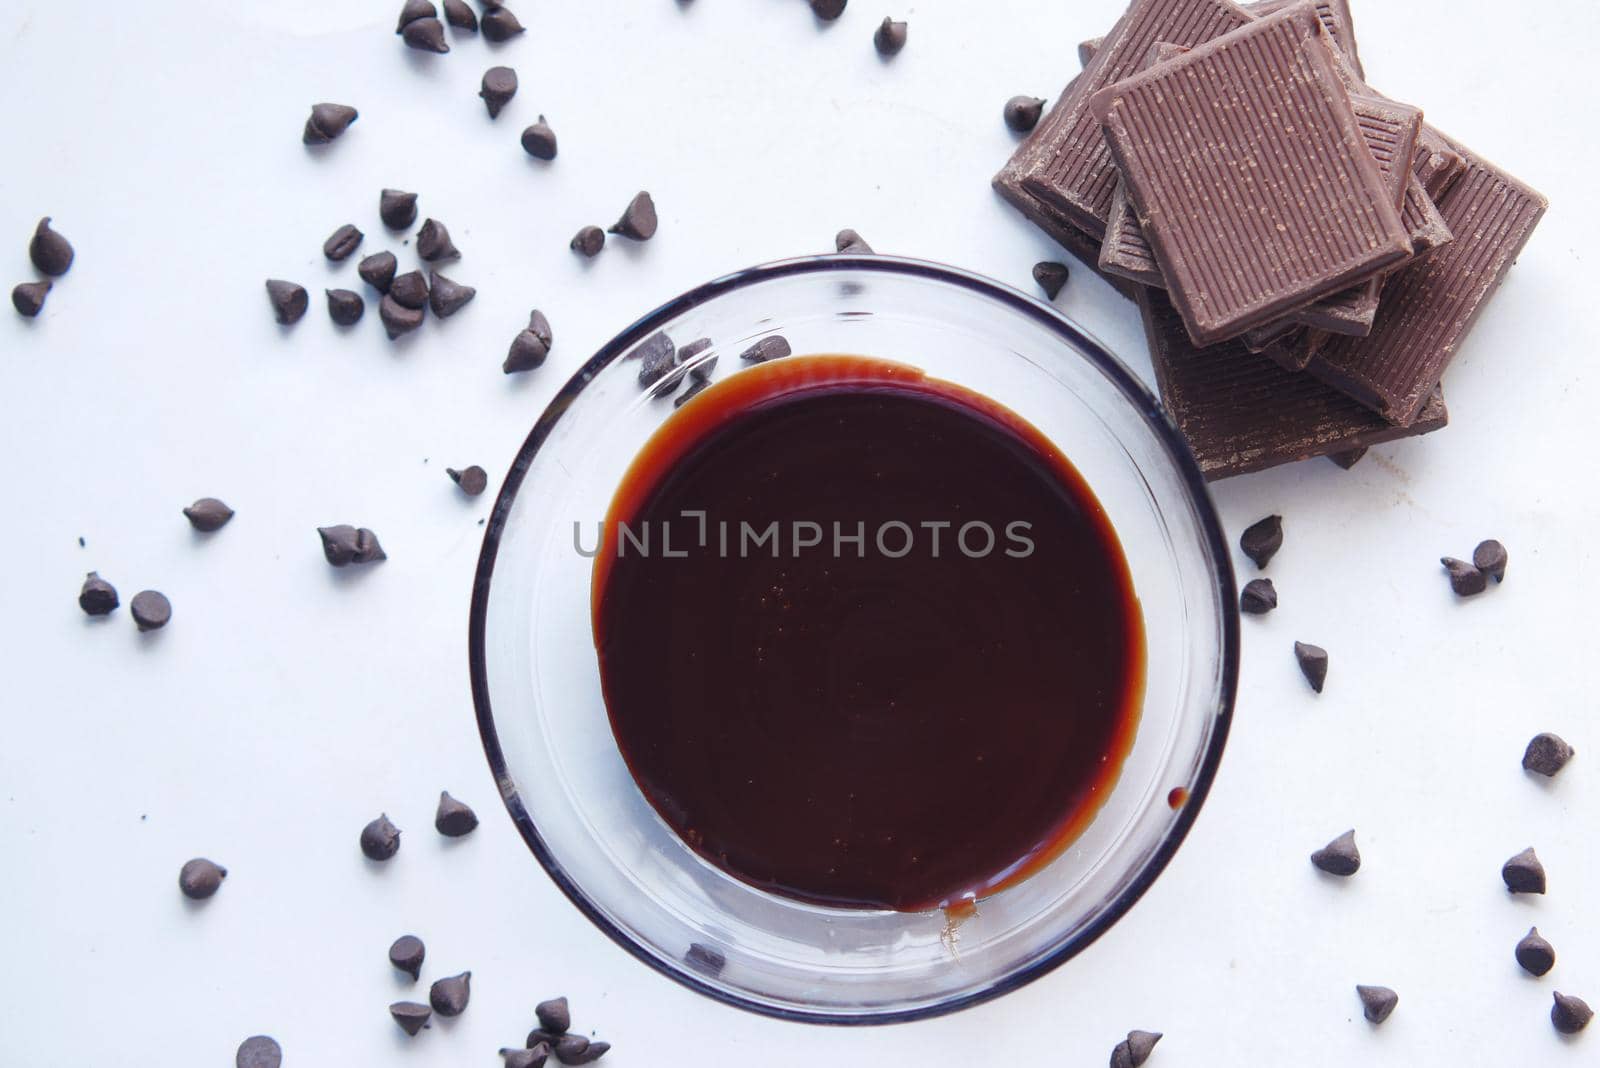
(593, 355, 1144, 911)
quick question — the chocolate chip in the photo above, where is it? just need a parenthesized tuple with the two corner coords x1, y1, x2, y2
(28, 217, 74, 276)
(302, 103, 359, 144)
(482, 6, 525, 40)
(323, 224, 363, 262)
(1356, 985, 1397, 1024)
(380, 295, 425, 339)
(78, 571, 118, 616)
(12, 280, 50, 317)
(396, 0, 435, 31)
(325, 288, 365, 326)
(1523, 733, 1574, 778)
(680, 338, 715, 377)
(380, 189, 419, 230)
(428, 272, 476, 317)
(1552, 992, 1593, 1035)
(389, 934, 426, 980)
(570, 226, 605, 257)
(1440, 557, 1487, 597)
(505, 310, 553, 373)
(442, 0, 477, 30)
(740, 335, 792, 363)
(503, 1047, 550, 1068)
(178, 858, 227, 899)
(553, 1034, 590, 1062)
(402, 16, 450, 52)
(675, 378, 710, 408)
(810, 0, 847, 19)
(360, 814, 401, 860)
(265, 280, 309, 325)
(429, 972, 471, 1016)
(1239, 578, 1277, 614)
(1516, 927, 1555, 977)
(416, 218, 460, 262)
(235, 1035, 282, 1068)
(131, 590, 172, 631)
(435, 791, 479, 836)
(1004, 95, 1045, 132)
(1294, 641, 1327, 693)
(481, 66, 518, 117)
(685, 943, 725, 975)
(359, 251, 399, 292)
(1109, 1030, 1161, 1068)
(1328, 447, 1367, 469)
(1240, 514, 1283, 568)
(535, 997, 570, 1034)
(1473, 539, 1508, 583)
(1310, 829, 1359, 876)
(320, 525, 388, 567)
(184, 498, 235, 532)
(448, 465, 489, 496)
(609, 192, 658, 241)
(1503, 847, 1546, 894)
(526, 1029, 558, 1049)
(570, 1041, 610, 1063)
(873, 17, 908, 55)
(390, 1001, 432, 1035)
(521, 116, 558, 160)
(1032, 261, 1069, 300)
(835, 228, 873, 253)
(636, 332, 678, 388)
(389, 270, 429, 309)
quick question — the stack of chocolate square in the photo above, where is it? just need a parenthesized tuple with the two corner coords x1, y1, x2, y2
(996, 0, 1546, 479)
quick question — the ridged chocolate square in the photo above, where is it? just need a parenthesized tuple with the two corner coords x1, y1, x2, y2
(1091, 6, 1412, 346)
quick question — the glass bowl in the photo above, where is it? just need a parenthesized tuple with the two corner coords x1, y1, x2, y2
(469, 256, 1238, 1024)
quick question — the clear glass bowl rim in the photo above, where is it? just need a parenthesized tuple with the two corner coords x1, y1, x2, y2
(468, 254, 1240, 1025)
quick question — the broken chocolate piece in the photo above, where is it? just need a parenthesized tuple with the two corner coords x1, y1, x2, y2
(434, 791, 479, 836)
(609, 192, 658, 241)
(1109, 1029, 1161, 1068)
(184, 498, 235, 532)
(1516, 928, 1555, 977)
(504, 310, 553, 373)
(380, 189, 419, 230)
(739, 336, 791, 363)
(1032, 261, 1069, 300)
(1523, 733, 1574, 778)
(1441, 558, 1487, 597)
(265, 280, 308, 325)
(1311, 829, 1359, 876)
(1239, 578, 1277, 615)
(390, 1001, 431, 1035)
(360, 814, 401, 860)
(1240, 516, 1283, 569)
(480, 66, 517, 117)
(1502, 847, 1546, 894)
(389, 934, 426, 980)
(359, 251, 399, 292)
(1473, 539, 1508, 583)
(179, 858, 227, 899)
(429, 972, 471, 1016)
(78, 571, 118, 616)
(1356, 985, 1397, 1024)
(1295, 641, 1328, 694)
(1329, 447, 1368, 469)
(1004, 95, 1045, 133)
(29, 217, 74, 275)
(1553, 993, 1593, 1035)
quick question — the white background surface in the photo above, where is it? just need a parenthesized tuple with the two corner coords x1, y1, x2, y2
(0, 0, 1594, 1063)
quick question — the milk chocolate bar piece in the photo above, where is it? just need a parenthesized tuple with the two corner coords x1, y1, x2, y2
(1139, 287, 1448, 479)
(1079, 37, 1103, 67)
(1090, 6, 1411, 346)
(1415, 126, 1466, 199)
(1306, 142, 1548, 424)
(1245, 0, 1363, 76)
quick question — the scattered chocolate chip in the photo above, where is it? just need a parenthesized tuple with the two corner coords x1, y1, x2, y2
(1441, 557, 1487, 597)
(396, 0, 435, 31)
(835, 228, 873, 253)
(402, 16, 450, 52)
(553, 1034, 590, 1062)
(448, 465, 489, 496)
(609, 192, 658, 241)
(1553, 992, 1593, 1035)
(570, 226, 605, 257)
(1310, 829, 1360, 876)
(535, 997, 570, 1034)
(1109, 1030, 1161, 1068)
(1294, 641, 1327, 693)
(442, 0, 478, 30)
(178, 858, 227, 899)
(28, 217, 74, 276)
(1503, 847, 1546, 894)
(504, 310, 553, 373)
(503, 1047, 550, 1068)
(326, 288, 365, 326)
(429, 972, 471, 1016)
(740, 335, 792, 363)
(320, 525, 388, 567)
(12, 279, 50, 317)
(1032, 261, 1069, 300)
(380, 189, 419, 230)
(1516, 927, 1555, 977)
(265, 280, 309, 325)
(302, 103, 359, 145)
(521, 116, 558, 160)
(390, 1001, 432, 1036)
(1523, 733, 1574, 778)
(570, 1041, 610, 1064)
(1240, 514, 1283, 568)
(78, 571, 119, 616)
(428, 272, 476, 318)
(1328, 447, 1368, 469)
(236, 1035, 282, 1068)
(481, 5, 525, 41)
(810, 0, 847, 18)
(323, 223, 363, 262)
(526, 1029, 558, 1049)
(1004, 94, 1046, 133)
(685, 943, 725, 975)
(389, 934, 426, 980)
(389, 270, 429, 309)
(481, 66, 518, 117)
(380, 295, 425, 338)
(1239, 578, 1277, 614)
(873, 17, 908, 55)
(1473, 539, 1508, 583)
(183, 497, 235, 532)
(675, 378, 710, 408)
(131, 590, 172, 631)
(435, 791, 479, 836)
(1356, 985, 1397, 1024)
(679, 338, 715, 376)
(416, 219, 460, 262)
(636, 332, 678, 388)
(360, 814, 401, 860)
(358, 251, 399, 292)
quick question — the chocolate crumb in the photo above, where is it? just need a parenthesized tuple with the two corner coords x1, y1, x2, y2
(265, 280, 309, 325)
(1109, 1029, 1161, 1068)
(184, 498, 235, 532)
(416, 218, 460, 262)
(1516, 927, 1555, 977)
(389, 934, 426, 980)
(1523, 733, 1574, 778)
(571, 226, 605, 257)
(359, 251, 399, 292)
(535, 996, 570, 1034)
(380, 295, 425, 338)
(302, 103, 359, 144)
(1032, 261, 1069, 300)
(873, 17, 908, 55)
(326, 288, 365, 326)
(504, 310, 553, 373)
(448, 465, 489, 496)
(609, 192, 658, 241)
(1473, 539, 1508, 583)
(1553, 992, 1593, 1035)
(429, 972, 472, 1016)
(320, 525, 387, 566)
(401, 16, 450, 52)
(442, 0, 477, 31)
(835, 228, 873, 253)
(740, 335, 792, 363)
(360, 814, 401, 861)
(428, 272, 476, 317)
(380, 189, 419, 231)
(1004, 95, 1046, 133)
(810, 0, 847, 18)
(1239, 578, 1277, 614)
(435, 791, 479, 836)
(235, 1035, 282, 1068)
(481, 66, 518, 117)
(1310, 829, 1360, 876)
(11, 280, 50, 317)
(390, 1001, 432, 1035)
(521, 116, 558, 160)
(131, 590, 172, 631)
(78, 571, 118, 616)
(481, 6, 525, 41)
(1356, 985, 1398, 1024)
(1240, 515, 1283, 568)
(178, 858, 227, 899)
(1441, 557, 1487, 597)
(1503, 847, 1546, 894)
(1328, 447, 1368, 469)
(1294, 641, 1327, 693)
